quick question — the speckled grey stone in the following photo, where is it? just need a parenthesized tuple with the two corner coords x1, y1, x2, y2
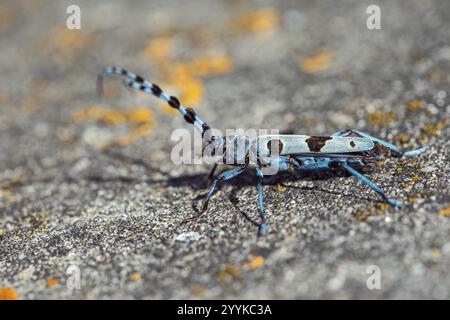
(0, 0, 449, 299)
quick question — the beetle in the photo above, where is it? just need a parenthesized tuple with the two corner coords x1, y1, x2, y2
(97, 66, 427, 236)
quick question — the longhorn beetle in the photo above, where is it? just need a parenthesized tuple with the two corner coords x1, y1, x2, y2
(97, 66, 427, 236)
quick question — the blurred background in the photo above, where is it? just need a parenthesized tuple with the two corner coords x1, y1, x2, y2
(0, 0, 449, 299)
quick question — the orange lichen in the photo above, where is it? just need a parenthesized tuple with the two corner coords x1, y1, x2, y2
(73, 105, 154, 126)
(187, 284, 205, 297)
(31, 211, 48, 233)
(367, 110, 397, 127)
(141, 28, 235, 117)
(216, 265, 239, 283)
(106, 123, 153, 148)
(130, 272, 142, 281)
(46, 277, 59, 287)
(0, 287, 18, 300)
(73, 105, 155, 147)
(245, 256, 265, 269)
(274, 183, 285, 193)
(158, 69, 204, 114)
(421, 120, 446, 136)
(439, 205, 450, 216)
(48, 26, 93, 59)
(406, 99, 424, 110)
(299, 48, 334, 73)
(235, 7, 279, 33)
(123, 106, 154, 124)
(154, 52, 232, 113)
(73, 105, 126, 124)
(397, 133, 410, 144)
(142, 36, 172, 63)
(352, 209, 367, 222)
(183, 53, 233, 77)
(1, 188, 15, 203)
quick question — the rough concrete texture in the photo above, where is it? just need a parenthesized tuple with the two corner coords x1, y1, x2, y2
(0, 0, 449, 299)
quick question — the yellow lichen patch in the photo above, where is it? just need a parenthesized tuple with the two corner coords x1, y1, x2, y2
(73, 105, 127, 124)
(396, 133, 410, 144)
(141, 36, 173, 63)
(235, 7, 279, 33)
(73, 105, 155, 148)
(421, 120, 446, 136)
(46, 277, 59, 287)
(73, 105, 154, 126)
(184, 53, 233, 77)
(245, 256, 265, 269)
(187, 283, 205, 297)
(105, 122, 154, 148)
(402, 180, 414, 190)
(177, 77, 204, 107)
(216, 265, 239, 283)
(0, 4, 15, 31)
(357, 203, 390, 221)
(31, 211, 48, 233)
(48, 26, 93, 59)
(376, 158, 388, 167)
(274, 183, 285, 193)
(0, 188, 15, 203)
(439, 205, 450, 216)
(141, 34, 234, 117)
(370, 203, 389, 215)
(124, 106, 154, 124)
(156, 52, 232, 113)
(352, 209, 367, 222)
(406, 99, 424, 110)
(130, 272, 142, 281)
(159, 72, 204, 114)
(299, 48, 334, 74)
(0, 287, 18, 300)
(367, 110, 397, 127)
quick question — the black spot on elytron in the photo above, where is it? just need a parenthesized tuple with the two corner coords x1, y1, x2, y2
(134, 75, 144, 83)
(120, 69, 127, 75)
(267, 139, 284, 156)
(305, 136, 332, 152)
(151, 84, 162, 95)
(168, 96, 180, 108)
(350, 140, 356, 148)
(139, 84, 146, 91)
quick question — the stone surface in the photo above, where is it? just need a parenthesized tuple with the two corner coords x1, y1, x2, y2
(0, 0, 449, 299)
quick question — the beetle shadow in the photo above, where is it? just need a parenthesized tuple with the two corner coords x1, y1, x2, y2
(97, 149, 385, 204)
(179, 167, 381, 228)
